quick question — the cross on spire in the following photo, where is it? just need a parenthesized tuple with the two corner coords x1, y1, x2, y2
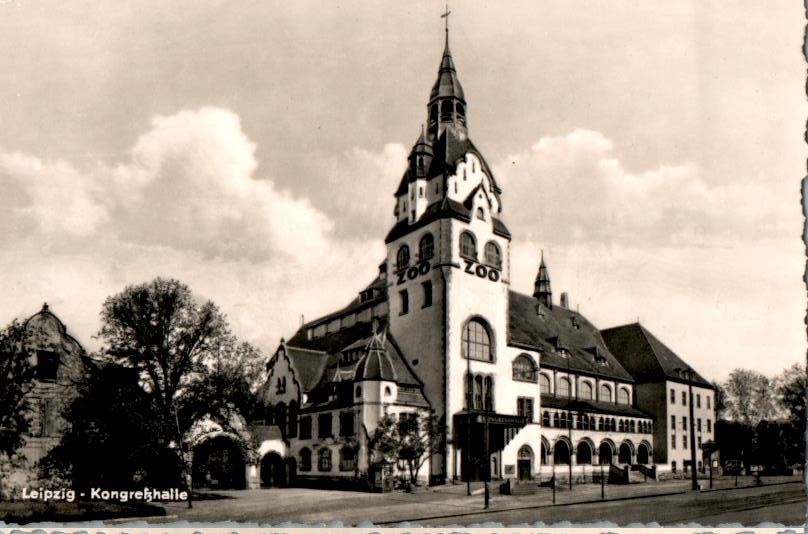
(441, 4, 451, 37)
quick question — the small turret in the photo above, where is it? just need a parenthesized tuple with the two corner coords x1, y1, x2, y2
(533, 250, 552, 308)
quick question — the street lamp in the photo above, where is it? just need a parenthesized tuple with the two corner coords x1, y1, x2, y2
(676, 367, 699, 491)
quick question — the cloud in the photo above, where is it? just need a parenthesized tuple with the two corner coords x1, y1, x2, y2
(0, 107, 384, 354)
(497, 129, 791, 248)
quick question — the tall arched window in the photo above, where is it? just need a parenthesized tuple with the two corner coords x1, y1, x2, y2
(318, 448, 332, 471)
(600, 384, 612, 402)
(474, 375, 483, 409)
(542, 411, 550, 426)
(418, 233, 434, 261)
(440, 99, 453, 119)
(462, 318, 493, 361)
(618, 387, 630, 405)
(483, 376, 493, 411)
(539, 373, 551, 394)
(484, 241, 502, 269)
(557, 377, 571, 398)
(459, 231, 477, 261)
(512, 354, 538, 382)
(396, 245, 410, 271)
(580, 381, 593, 400)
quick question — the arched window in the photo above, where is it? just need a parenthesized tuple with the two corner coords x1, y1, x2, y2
(618, 387, 630, 405)
(430, 104, 438, 122)
(554, 413, 560, 428)
(484, 241, 501, 269)
(456, 102, 465, 117)
(580, 381, 593, 400)
(512, 354, 538, 382)
(474, 375, 483, 409)
(418, 233, 434, 261)
(557, 377, 571, 398)
(553, 440, 570, 465)
(619, 420, 625, 432)
(476, 207, 485, 220)
(539, 373, 551, 394)
(318, 448, 332, 471)
(598, 417, 604, 431)
(396, 245, 410, 271)
(300, 448, 312, 471)
(600, 384, 612, 402)
(440, 99, 453, 118)
(355, 386, 362, 398)
(462, 318, 493, 361)
(542, 411, 550, 426)
(384, 386, 392, 397)
(459, 231, 477, 260)
(630, 420, 636, 432)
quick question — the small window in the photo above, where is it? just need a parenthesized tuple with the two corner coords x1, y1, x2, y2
(430, 104, 438, 122)
(671, 415, 676, 429)
(418, 186, 423, 198)
(484, 241, 501, 269)
(512, 354, 538, 382)
(557, 377, 570, 398)
(483, 376, 494, 411)
(339, 411, 355, 437)
(539, 373, 551, 394)
(397, 245, 410, 271)
(696, 394, 701, 408)
(670, 388, 675, 404)
(707, 396, 711, 410)
(707, 419, 712, 432)
(542, 411, 550, 426)
(476, 207, 485, 220)
(355, 386, 362, 398)
(681, 391, 687, 406)
(697, 418, 701, 432)
(459, 231, 477, 261)
(36, 350, 59, 381)
(517, 397, 534, 421)
(683, 416, 687, 431)
(456, 102, 465, 117)
(300, 448, 312, 471)
(299, 416, 312, 439)
(384, 386, 392, 397)
(318, 413, 332, 438)
(683, 434, 687, 448)
(318, 448, 332, 471)
(671, 434, 677, 449)
(419, 233, 434, 260)
(422, 281, 432, 308)
(399, 289, 409, 315)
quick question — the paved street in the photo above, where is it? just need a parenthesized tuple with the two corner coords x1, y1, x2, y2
(148, 476, 805, 527)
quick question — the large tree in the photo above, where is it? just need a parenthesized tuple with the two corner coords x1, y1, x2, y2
(0, 321, 36, 459)
(721, 369, 778, 425)
(369, 412, 444, 485)
(775, 363, 806, 466)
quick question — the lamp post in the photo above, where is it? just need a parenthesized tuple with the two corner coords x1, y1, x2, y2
(677, 367, 699, 491)
(466, 331, 471, 496)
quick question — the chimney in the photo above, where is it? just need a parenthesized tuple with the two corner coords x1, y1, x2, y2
(560, 292, 569, 309)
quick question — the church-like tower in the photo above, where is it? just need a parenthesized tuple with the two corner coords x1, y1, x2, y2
(385, 20, 513, 482)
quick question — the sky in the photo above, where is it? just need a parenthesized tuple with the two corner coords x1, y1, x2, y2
(0, 1, 804, 382)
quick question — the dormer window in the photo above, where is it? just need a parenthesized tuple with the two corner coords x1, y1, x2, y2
(397, 245, 410, 271)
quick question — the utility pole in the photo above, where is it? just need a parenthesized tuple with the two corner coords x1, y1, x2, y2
(466, 332, 471, 496)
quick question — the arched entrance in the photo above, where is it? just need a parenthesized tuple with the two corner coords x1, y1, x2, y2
(637, 442, 650, 464)
(553, 439, 570, 465)
(576, 440, 593, 465)
(517, 445, 533, 480)
(260, 452, 286, 487)
(618, 442, 634, 465)
(599, 441, 614, 465)
(192, 435, 247, 489)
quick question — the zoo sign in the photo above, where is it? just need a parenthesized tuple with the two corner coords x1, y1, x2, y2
(396, 261, 432, 285)
(463, 259, 500, 282)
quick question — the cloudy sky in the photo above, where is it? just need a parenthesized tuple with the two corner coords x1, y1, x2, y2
(0, 1, 803, 382)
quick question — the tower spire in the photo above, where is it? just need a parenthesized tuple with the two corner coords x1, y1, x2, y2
(534, 249, 553, 308)
(441, 4, 451, 44)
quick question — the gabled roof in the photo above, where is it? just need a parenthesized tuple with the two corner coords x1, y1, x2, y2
(426, 128, 501, 194)
(384, 196, 511, 243)
(600, 323, 713, 387)
(507, 290, 634, 382)
(283, 346, 330, 392)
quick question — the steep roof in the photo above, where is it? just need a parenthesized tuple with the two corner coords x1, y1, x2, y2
(429, 33, 465, 103)
(283, 346, 331, 392)
(600, 323, 713, 387)
(507, 290, 634, 382)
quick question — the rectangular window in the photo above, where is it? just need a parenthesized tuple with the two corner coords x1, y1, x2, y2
(697, 418, 702, 432)
(682, 416, 687, 432)
(36, 350, 59, 381)
(318, 413, 333, 438)
(422, 281, 432, 308)
(697, 436, 702, 448)
(681, 391, 687, 406)
(670, 388, 676, 404)
(399, 289, 409, 315)
(299, 416, 312, 439)
(671, 415, 676, 429)
(683, 434, 688, 448)
(696, 394, 701, 408)
(517, 397, 534, 421)
(707, 419, 712, 432)
(707, 396, 711, 410)
(671, 433, 676, 449)
(339, 411, 354, 437)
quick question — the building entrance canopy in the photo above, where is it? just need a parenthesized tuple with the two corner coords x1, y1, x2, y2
(453, 410, 527, 453)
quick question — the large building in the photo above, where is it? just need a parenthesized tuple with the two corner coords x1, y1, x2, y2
(263, 24, 714, 487)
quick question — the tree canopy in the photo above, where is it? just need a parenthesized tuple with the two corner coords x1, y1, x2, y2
(0, 321, 36, 459)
